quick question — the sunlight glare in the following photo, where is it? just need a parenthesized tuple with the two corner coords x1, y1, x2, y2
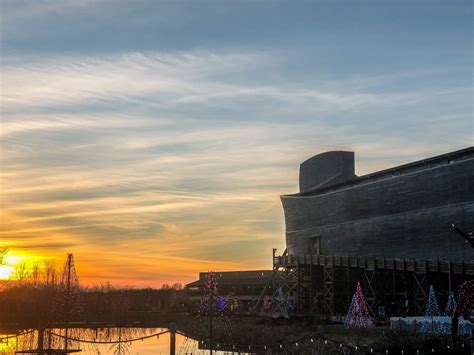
(0, 265, 14, 280)
(5, 254, 24, 265)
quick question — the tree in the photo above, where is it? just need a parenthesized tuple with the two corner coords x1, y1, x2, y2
(43, 259, 58, 286)
(425, 285, 440, 317)
(444, 291, 457, 316)
(0, 248, 6, 266)
(344, 282, 374, 328)
(15, 261, 30, 284)
(457, 280, 474, 314)
(172, 282, 183, 290)
(30, 261, 41, 286)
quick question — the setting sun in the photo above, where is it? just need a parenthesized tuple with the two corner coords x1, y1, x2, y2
(0, 265, 14, 280)
(0, 253, 30, 280)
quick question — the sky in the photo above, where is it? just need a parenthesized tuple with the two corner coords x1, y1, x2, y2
(0, 0, 472, 287)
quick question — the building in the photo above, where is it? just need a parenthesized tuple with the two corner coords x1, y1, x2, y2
(270, 147, 474, 317)
(188, 148, 474, 318)
(186, 270, 273, 313)
(281, 148, 474, 260)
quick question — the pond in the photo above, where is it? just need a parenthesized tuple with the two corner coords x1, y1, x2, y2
(0, 327, 242, 355)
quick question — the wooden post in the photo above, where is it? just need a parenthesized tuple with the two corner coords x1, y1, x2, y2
(37, 327, 44, 355)
(169, 329, 176, 355)
(392, 268, 396, 302)
(448, 261, 452, 292)
(64, 254, 72, 351)
(209, 284, 214, 355)
(209, 309, 213, 355)
(310, 255, 313, 314)
(296, 257, 300, 313)
(347, 264, 350, 307)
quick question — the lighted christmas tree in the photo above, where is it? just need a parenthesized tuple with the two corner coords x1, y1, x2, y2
(444, 291, 457, 316)
(201, 271, 219, 314)
(273, 287, 289, 319)
(425, 285, 440, 317)
(180, 271, 233, 354)
(344, 282, 374, 327)
(457, 280, 474, 313)
(453, 280, 474, 336)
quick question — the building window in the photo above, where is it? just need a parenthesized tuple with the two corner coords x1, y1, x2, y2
(308, 235, 321, 255)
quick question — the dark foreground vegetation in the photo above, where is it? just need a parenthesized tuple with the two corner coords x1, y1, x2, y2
(0, 257, 190, 327)
(0, 282, 189, 326)
(178, 316, 471, 354)
(0, 258, 471, 354)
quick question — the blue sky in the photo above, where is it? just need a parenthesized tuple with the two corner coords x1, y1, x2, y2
(1, 0, 472, 285)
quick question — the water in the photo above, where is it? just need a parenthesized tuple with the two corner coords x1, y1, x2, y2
(0, 327, 237, 355)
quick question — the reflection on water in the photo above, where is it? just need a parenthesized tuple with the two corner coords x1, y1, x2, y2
(0, 328, 241, 355)
(0, 335, 16, 354)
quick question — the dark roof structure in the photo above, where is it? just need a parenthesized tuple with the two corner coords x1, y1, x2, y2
(186, 270, 273, 288)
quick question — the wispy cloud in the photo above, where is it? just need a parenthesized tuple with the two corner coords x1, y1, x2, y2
(1, 47, 471, 286)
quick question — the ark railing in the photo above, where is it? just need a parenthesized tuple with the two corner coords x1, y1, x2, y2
(274, 254, 474, 275)
(267, 254, 474, 317)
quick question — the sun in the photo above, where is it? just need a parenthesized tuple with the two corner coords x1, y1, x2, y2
(0, 265, 14, 280)
(0, 253, 27, 280)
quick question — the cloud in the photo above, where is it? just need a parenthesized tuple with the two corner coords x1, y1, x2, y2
(1, 51, 439, 118)
(1, 49, 471, 286)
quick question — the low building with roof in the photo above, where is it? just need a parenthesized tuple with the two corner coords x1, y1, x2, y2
(186, 270, 273, 313)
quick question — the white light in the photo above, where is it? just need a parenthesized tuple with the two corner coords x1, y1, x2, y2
(324, 340, 327, 344)
(296, 342, 298, 346)
(311, 339, 314, 343)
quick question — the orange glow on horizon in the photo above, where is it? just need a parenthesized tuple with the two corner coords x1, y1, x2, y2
(0, 171, 283, 288)
(0, 247, 273, 287)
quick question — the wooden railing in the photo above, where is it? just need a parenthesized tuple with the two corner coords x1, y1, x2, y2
(274, 254, 474, 275)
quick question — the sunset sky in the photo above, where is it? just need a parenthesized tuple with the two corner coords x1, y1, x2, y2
(1, 0, 472, 287)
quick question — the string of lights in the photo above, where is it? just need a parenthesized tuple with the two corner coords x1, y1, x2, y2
(198, 332, 471, 354)
(45, 329, 172, 344)
(0, 329, 35, 342)
(3, 327, 470, 353)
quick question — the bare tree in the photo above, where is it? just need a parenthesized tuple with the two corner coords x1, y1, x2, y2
(30, 261, 42, 287)
(172, 282, 183, 290)
(43, 259, 58, 286)
(0, 248, 7, 266)
(15, 261, 30, 284)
